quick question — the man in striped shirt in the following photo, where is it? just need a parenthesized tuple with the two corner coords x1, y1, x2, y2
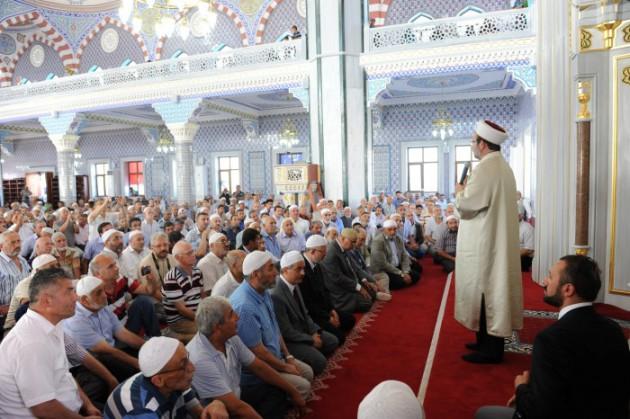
(105, 336, 228, 419)
(0, 231, 31, 333)
(162, 241, 205, 343)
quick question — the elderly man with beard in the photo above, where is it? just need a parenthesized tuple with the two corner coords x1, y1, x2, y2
(370, 220, 421, 290)
(288, 205, 309, 236)
(64, 276, 145, 381)
(0, 268, 101, 418)
(139, 232, 177, 286)
(434, 215, 459, 274)
(0, 231, 31, 332)
(52, 231, 82, 279)
(105, 336, 229, 419)
(197, 233, 229, 294)
(230, 251, 313, 400)
(277, 218, 306, 254)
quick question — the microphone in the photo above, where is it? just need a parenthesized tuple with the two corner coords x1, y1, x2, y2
(459, 162, 471, 185)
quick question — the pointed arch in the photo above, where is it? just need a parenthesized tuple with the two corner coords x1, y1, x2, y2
(3, 33, 61, 86)
(76, 16, 149, 69)
(255, 0, 286, 44)
(368, 0, 395, 27)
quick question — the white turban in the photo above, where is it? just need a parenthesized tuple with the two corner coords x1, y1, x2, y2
(358, 380, 424, 419)
(305, 234, 327, 249)
(32, 254, 57, 271)
(280, 250, 303, 269)
(209, 214, 221, 221)
(101, 229, 121, 243)
(243, 250, 273, 276)
(128, 230, 143, 240)
(289, 205, 299, 211)
(76, 276, 103, 297)
(474, 120, 508, 145)
(383, 220, 397, 229)
(139, 337, 181, 377)
(208, 232, 226, 245)
(445, 215, 459, 223)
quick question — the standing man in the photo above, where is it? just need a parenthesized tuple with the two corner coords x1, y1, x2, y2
(455, 120, 522, 364)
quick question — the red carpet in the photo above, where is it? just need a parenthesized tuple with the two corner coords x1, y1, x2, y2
(302, 259, 448, 419)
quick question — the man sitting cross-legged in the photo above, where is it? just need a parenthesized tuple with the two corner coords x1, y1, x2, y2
(64, 276, 146, 382)
(271, 251, 339, 376)
(188, 296, 305, 419)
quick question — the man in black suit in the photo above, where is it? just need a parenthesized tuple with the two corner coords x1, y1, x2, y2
(320, 228, 373, 313)
(271, 251, 338, 376)
(299, 235, 355, 345)
(475, 255, 630, 419)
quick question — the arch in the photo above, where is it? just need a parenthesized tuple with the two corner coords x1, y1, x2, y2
(76, 16, 149, 68)
(154, 3, 248, 60)
(0, 11, 76, 84)
(368, 0, 394, 28)
(457, 5, 485, 17)
(255, 0, 286, 44)
(4, 33, 62, 86)
(408, 12, 433, 23)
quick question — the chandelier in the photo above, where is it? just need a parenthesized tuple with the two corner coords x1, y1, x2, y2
(119, 0, 217, 40)
(156, 127, 176, 153)
(431, 107, 455, 141)
(274, 119, 299, 149)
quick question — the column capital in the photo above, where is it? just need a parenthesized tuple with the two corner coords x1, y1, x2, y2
(50, 133, 80, 152)
(166, 122, 200, 143)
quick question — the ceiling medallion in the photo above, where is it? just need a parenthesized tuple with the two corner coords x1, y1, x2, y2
(29, 44, 45, 68)
(296, 0, 306, 18)
(239, 0, 264, 16)
(100, 28, 120, 53)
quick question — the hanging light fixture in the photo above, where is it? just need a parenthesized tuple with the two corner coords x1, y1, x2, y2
(431, 107, 455, 141)
(119, 0, 217, 40)
(273, 119, 299, 149)
(156, 127, 176, 153)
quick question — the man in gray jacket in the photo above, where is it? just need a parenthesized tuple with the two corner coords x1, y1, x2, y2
(370, 220, 421, 290)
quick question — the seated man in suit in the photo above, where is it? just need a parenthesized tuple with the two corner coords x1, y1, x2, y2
(300, 235, 355, 345)
(271, 251, 339, 376)
(320, 228, 373, 313)
(475, 255, 630, 419)
(370, 220, 421, 290)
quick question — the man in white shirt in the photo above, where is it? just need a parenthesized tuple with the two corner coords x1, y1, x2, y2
(519, 212, 535, 272)
(197, 232, 229, 293)
(119, 230, 150, 282)
(141, 207, 160, 246)
(288, 205, 310, 237)
(212, 250, 246, 298)
(0, 267, 100, 418)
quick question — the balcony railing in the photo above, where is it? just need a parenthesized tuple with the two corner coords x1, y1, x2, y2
(367, 7, 533, 52)
(0, 39, 305, 102)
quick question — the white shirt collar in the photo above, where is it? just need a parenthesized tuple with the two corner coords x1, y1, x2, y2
(25, 309, 60, 336)
(280, 275, 296, 293)
(558, 302, 593, 320)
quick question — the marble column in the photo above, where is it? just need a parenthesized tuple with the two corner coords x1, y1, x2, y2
(166, 122, 199, 205)
(50, 134, 79, 205)
(307, 0, 366, 205)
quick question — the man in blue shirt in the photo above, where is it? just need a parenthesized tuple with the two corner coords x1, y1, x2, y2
(230, 251, 312, 399)
(105, 336, 228, 419)
(260, 216, 282, 259)
(188, 296, 305, 419)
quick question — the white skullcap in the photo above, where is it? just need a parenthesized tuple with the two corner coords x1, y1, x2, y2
(101, 229, 121, 243)
(209, 213, 221, 221)
(76, 276, 104, 297)
(208, 232, 226, 245)
(445, 215, 459, 223)
(289, 205, 299, 211)
(306, 234, 328, 249)
(242, 250, 273, 276)
(238, 200, 245, 204)
(41, 227, 54, 235)
(32, 254, 57, 271)
(139, 337, 181, 377)
(383, 220, 397, 229)
(400, 201, 410, 207)
(358, 380, 424, 419)
(280, 250, 303, 269)
(260, 209, 269, 215)
(243, 217, 254, 226)
(474, 120, 508, 145)
(321, 208, 331, 215)
(128, 230, 143, 240)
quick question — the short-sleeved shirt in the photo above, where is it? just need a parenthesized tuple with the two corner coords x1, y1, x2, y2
(436, 229, 458, 254)
(187, 333, 255, 401)
(63, 302, 123, 350)
(185, 226, 203, 251)
(229, 281, 283, 386)
(107, 276, 141, 321)
(104, 372, 200, 419)
(162, 267, 203, 324)
(211, 271, 241, 298)
(0, 309, 82, 417)
(0, 252, 31, 306)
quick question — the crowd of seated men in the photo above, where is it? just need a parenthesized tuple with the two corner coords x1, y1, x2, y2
(0, 187, 553, 418)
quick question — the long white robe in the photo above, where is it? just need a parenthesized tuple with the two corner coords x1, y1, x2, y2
(455, 152, 523, 338)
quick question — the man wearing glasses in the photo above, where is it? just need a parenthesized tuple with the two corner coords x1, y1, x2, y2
(104, 336, 228, 419)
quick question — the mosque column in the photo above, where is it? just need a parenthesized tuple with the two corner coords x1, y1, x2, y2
(0, 130, 11, 207)
(306, 1, 366, 205)
(532, 0, 573, 283)
(574, 81, 593, 256)
(50, 134, 79, 205)
(152, 98, 203, 205)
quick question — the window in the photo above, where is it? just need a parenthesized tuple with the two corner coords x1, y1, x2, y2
(127, 161, 144, 196)
(278, 152, 303, 165)
(217, 156, 240, 193)
(95, 163, 109, 196)
(407, 146, 439, 194)
(455, 145, 480, 182)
